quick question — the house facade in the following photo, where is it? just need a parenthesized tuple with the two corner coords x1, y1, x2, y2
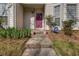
(1, 3, 79, 31)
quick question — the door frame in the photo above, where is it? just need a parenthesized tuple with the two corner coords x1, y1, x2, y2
(35, 13, 43, 30)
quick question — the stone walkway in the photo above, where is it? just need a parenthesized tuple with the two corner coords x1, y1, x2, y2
(22, 31, 56, 56)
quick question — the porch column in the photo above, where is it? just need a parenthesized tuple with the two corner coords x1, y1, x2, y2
(63, 4, 67, 21)
(16, 4, 24, 29)
(60, 4, 64, 29)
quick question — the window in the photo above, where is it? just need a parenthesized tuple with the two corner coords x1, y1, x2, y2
(55, 18, 60, 26)
(67, 4, 76, 20)
(54, 5, 60, 18)
(54, 5, 60, 26)
(0, 4, 7, 16)
(0, 4, 8, 25)
(0, 16, 7, 25)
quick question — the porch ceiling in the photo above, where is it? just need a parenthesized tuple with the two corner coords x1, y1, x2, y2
(21, 4, 44, 8)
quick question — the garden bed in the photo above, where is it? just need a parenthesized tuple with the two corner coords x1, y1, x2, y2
(0, 38, 28, 56)
(47, 30, 79, 56)
(47, 30, 79, 43)
(0, 27, 31, 56)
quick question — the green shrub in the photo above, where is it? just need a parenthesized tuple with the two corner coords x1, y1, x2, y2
(45, 15, 53, 27)
(27, 29, 31, 38)
(63, 20, 75, 36)
(0, 27, 31, 39)
(0, 29, 6, 38)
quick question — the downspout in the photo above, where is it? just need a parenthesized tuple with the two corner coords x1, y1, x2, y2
(44, 4, 45, 32)
(13, 3, 17, 28)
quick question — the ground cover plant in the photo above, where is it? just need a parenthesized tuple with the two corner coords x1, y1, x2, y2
(0, 27, 31, 56)
(0, 27, 31, 39)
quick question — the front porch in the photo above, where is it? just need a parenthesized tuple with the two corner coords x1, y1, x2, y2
(16, 4, 45, 31)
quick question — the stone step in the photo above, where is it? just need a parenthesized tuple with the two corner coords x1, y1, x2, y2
(22, 48, 40, 56)
(32, 30, 44, 35)
(37, 48, 56, 56)
(22, 47, 56, 56)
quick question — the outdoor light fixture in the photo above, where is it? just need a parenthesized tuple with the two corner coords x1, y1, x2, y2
(32, 8, 35, 14)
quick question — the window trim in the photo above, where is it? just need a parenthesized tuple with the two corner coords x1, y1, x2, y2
(55, 18, 60, 26)
(66, 4, 77, 20)
(54, 5, 60, 26)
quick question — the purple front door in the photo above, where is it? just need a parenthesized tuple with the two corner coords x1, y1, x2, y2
(36, 13, 42, 28)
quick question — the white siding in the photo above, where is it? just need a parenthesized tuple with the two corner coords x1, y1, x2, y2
(5, 3, 79, 30)
(45, 3, 79, 30)
(73, 4, 79, 30)
(7, 3, 15, 28)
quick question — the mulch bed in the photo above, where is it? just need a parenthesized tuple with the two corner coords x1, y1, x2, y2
(47, 30, 79, 44)
(0, 38, 29, 56)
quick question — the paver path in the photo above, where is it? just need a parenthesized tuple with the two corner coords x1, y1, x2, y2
(22, 30, 56, 56)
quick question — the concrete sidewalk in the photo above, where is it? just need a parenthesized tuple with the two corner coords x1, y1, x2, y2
(22, 31, 56, 56)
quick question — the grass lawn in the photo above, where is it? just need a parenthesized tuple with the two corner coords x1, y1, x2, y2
(53, 39, 79, 56)
(47, 30, 79, 56)
(0, 39, 28, 56)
